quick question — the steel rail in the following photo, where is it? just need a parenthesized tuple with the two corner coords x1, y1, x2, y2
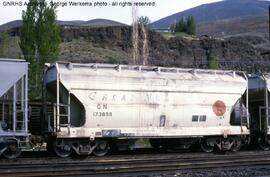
(1, 151, 270, 176)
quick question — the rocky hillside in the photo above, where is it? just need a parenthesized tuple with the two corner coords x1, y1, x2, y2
(197, 15, 269, 37)
(1, 26, 269, 72)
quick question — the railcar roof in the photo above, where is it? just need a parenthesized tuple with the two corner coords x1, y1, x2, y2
(46, 62, 245, 77)
(0, 58, 26, 62)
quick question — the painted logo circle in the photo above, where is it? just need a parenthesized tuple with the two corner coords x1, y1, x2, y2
(212, 100, 226, 116)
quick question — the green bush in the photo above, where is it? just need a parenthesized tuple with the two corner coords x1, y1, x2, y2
(208, 56, 219, 69)
(108, 57, 119, 64)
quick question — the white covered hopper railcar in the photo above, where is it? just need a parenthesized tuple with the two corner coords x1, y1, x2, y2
(0, 59, 29, 159)
(44, 62, 250, 157)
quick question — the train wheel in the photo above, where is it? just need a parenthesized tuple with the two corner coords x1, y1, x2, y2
(258, 137, 270, 151)
(3, 142, 21, 159)
(93, 141, 110, 157)
(230, 138, 242, 152)
(200, 139, 214, 153)
(54, 141, 71, 158)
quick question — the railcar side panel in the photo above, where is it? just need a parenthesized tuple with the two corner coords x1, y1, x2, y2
(45, 63, 249, 139)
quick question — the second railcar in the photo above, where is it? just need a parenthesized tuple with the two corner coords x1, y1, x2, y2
(43, 62, 250, 157)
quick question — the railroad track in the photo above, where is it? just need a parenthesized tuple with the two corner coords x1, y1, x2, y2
(1, 150, 270, 177)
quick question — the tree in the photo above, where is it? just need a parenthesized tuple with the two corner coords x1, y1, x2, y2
(36, 1, 60, 64)
(175, 18, 186, 33)
(186, 16, 196, 35)
(171, 16, 196, 35)
(20, 0, 60, 99)
(138, 16, 151, 28)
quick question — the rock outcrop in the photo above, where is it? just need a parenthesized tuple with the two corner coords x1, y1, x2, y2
(2, 26, 270, 72)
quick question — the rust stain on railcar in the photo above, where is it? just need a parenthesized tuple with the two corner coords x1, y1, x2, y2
(212, 100, 226, 116)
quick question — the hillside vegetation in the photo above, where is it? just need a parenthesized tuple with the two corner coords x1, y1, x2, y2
(0, 26, 269, 72)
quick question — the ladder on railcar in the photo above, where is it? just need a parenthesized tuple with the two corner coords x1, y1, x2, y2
(235, 99, 249, 131)
(0, 95, 27, 133)
(240, 107, 249, 127)
(259, 106, 270, 132)
(54, 103, 71, 134)
(15, 104, 26, 132)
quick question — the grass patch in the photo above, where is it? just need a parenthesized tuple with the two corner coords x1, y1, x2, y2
(0, 37, 131, 64)
(60, 39, 131, 64)
(160, 32, 187, 39)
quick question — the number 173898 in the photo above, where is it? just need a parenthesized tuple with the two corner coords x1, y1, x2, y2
(93, 112, 112, 117)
